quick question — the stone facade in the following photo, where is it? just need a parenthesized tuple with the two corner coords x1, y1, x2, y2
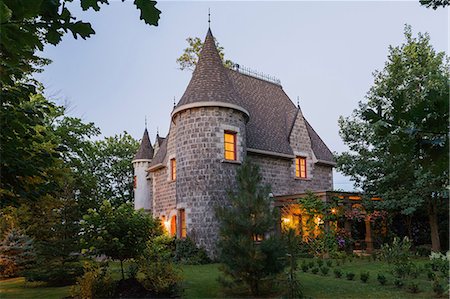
(133, 28, 335, 257)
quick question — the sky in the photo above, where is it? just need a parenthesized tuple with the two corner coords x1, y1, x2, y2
(36, 1, 448, 191)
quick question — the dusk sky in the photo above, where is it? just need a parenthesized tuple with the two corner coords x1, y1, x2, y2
(36, 1, 448, 191)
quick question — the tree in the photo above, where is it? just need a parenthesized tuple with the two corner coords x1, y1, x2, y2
(0, 229, 35, 278)
(216, 161, 286, 296)
(176, 36, 234, 71)
(420, 0, 449, 9)
(90, 133, 139, 207)
(80, 201, 162, 280)
(0, 0, 161, 84)
(337, 25, 449, 252)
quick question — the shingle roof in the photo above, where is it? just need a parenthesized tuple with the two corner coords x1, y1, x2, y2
(304, 119, 335, 163)
(226, 70, 297, 155)
(152, 29, 335, 167)
(177, 28, 242, 107)
(156, 134, 165, 146)
(149, 133, 168, 167)
(134, 128, 154, 160)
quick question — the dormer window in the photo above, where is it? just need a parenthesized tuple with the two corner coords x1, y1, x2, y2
(170, 158, 176, 180)
(224, 131, 237, 161)
(295, 156, 307, 178)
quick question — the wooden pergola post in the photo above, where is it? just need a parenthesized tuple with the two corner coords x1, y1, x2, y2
(364, 217, 373, 253)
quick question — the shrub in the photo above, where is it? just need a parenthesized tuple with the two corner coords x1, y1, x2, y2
(127, 263, 138, 279)
(335, 260, 341, 267)
(346, 272, 355, 280)
(333, 268, 342, 278)
(427, 271, 436, 280)
(360, 271, 369, 283)
(429, 251, 449, 272)
(26, 261, 83, 286)
(432, 279, 445, 297)
(394, 278, 404, 288)
(301, 262, 309, 272)
(415, 244, 431, 257)
(139, 236, 182, 295)
(174, 237, 210, 265)
(377, 273, 387, 285)
(320, 266, 329, 276)
(326, 260, 333, 267)
(316, 259, 324, 267)
(381, 237, 413, 278)
(308, 261, 314, 269)
(408, 282, 420, 293)
(311, 267, 319, 274)
(70, 262, 116, 299)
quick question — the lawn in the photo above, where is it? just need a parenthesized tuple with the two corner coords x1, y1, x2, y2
(0, 257, 444, 298)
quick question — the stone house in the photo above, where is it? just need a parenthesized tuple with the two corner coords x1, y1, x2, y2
(132, 28, 335, 255)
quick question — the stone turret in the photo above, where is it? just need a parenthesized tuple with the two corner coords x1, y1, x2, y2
(132, 128, 154, 211)
(171, 28, 249, 255)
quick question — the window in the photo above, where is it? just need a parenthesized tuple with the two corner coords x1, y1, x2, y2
(295, 156, 307, 178)
(170, 215, 177, 237)
(224, 131, 237, 161)
(133, 175, 137, 189)
(179, 209, 187, 238)
(170, 158, 176, 180)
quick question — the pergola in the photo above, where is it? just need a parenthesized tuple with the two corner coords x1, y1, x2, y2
(274, 191, 383, 253)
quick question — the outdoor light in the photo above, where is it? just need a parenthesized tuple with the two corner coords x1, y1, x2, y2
(331, 208, 337, 214)
(282, 217, 291, 223)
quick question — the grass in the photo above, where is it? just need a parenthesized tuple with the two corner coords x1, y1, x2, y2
(0, 257, 446, 299)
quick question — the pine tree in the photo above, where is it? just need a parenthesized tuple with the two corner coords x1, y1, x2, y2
(0, 229, 35, 278)
(216, 160, 286, 296)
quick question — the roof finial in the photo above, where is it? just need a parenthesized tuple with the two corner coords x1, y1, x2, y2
(145, 115, 147, 129)
(173, 96, 176, 109)
(157, 126, 159, 136)
(297, 96, 300, 109)
(208, 8, 211, 28)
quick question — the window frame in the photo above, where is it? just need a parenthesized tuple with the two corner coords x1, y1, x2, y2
(170, 158, 177, 181)
(295, 156, 307, 179)
(224, 131, 237, 161)
(179, 209, 187, 239)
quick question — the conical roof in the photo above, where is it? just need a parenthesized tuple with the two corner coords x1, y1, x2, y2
(176, 28, 242, 107)
(133, 128, 154, 160)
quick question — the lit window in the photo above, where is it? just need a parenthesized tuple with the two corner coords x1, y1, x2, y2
(295, 157, 307, 178)
(170, 158, 176, 180)
(179, 209, 187, 238)
(133, 175, 137, 189)
(170, 215, 177, 237)
(224, 131, 237, 161)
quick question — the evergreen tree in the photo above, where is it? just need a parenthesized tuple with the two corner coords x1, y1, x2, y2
(216, 161, 286, 296)
(0, 229, 35, 278)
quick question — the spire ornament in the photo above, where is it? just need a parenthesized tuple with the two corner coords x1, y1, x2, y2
(297, 96, 300, 109)
(208, 8, 211, 28)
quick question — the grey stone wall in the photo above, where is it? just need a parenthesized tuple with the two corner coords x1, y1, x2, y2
(174, 106, 247, 256)
(152, 124, 177, 218)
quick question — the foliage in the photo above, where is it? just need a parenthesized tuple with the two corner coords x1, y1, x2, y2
(0, 229, 35, 278)
(0, 0, 160, 85)
(345, 272, 355, 280)
(320, 266, 329, 276)
(70, 261, 116, 299)
(89, 133, 139, 207)
(394, 278, 404, 288)
(336, 25, 449, 252)
(408, 281, 420, 293)
(174, 237, 211, 265)
(281, 228, 303, 299)
(333, 268, 342, 278)
(127, 263, 139, 279)
(139, 235, 182, 295)
(80, 201, 162, 279)
(359, 271, 369, 283)
(301, 262, 309, 272)
(377, 273, 387, 285)
(420, 0, 449, 9)
(176, 36, 234, 71)
(432, 279, 446, 297)
(311, 267, 319, 274)
(216, 160, 287, 296)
